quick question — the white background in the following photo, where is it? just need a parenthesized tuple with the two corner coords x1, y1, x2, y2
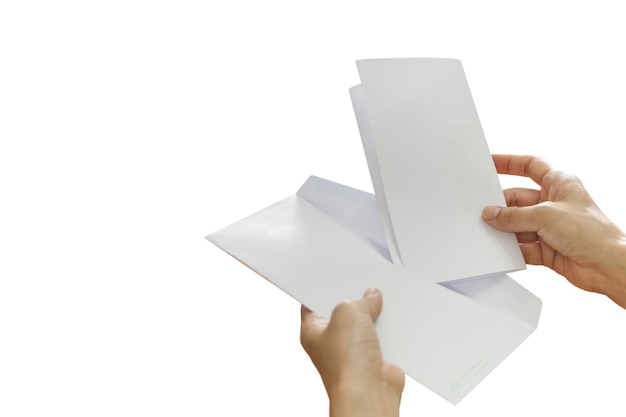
(1, 1, 626, 416)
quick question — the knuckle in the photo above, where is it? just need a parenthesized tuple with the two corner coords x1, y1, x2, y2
(529, 156, 551, 176)
(331, 300, 358, 319)
(299, 331, 308, 348)
(299, 324, 312, 350)
(300, 332, 316, 353)
(527, 156, 541, 176)
(544, 168, 580, 188)
(562, 173, 584, 191)
(501, 207, 517, 223)
(559, 172, 577, 183)
(542, 168, 560, 186)
(504, 188, 518, 206)
(535, 202, 557, 219)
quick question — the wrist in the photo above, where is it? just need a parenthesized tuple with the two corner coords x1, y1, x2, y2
(596, 235, 626, 309)
(329, 379, 399, 417)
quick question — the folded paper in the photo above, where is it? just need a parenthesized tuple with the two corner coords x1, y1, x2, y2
(207, 58, 541, 404)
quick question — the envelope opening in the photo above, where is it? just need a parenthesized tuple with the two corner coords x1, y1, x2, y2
(296, 175, 393, 263)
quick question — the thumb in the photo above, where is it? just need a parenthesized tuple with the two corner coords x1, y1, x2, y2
(359, 288, 383, 322)
(482, 205, 540, 233)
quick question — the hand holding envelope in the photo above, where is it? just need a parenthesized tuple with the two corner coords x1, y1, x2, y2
(208, 58, 542, 404)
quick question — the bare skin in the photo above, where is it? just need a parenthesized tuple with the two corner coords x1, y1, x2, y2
(300, 154, 626, 417)
(300, 288, 405, 417)
(482, 154, 626, 308)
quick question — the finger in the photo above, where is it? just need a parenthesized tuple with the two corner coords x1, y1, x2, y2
(358, 288, 383, 322)
(481, 205, 541, 233)
(492, 155, 552, 186)
(301, 304, 328, 328)
(383, 362, 406, 394)
(328, 289, 383, 327)
(503, 188, 541, 207)
(519, 242, 544, 265)
(516, 231, 539, 243)
(300, 305, 327, 350)
(301, 304, 312, 320)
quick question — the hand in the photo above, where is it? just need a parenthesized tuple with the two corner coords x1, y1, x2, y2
(300, 288, 405, 417)
(482, 154, 626, 308)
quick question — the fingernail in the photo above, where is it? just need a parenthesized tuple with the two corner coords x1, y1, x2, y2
(364, 288, 380, 298)
(482, 206, 501, 221)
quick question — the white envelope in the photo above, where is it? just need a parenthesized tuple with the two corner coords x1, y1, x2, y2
(207, 58, 541, 404)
